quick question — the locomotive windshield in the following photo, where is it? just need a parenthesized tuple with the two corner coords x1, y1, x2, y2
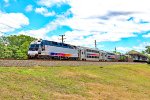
(29, 44, 40, 51)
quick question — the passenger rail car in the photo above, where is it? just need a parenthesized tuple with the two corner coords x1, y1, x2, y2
(107, 53, 117, 62)
(77, 46, 100, 61)
(99, 50, 107, 61)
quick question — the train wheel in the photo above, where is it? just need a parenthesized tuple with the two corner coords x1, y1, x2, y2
(59, 56, 62, 60)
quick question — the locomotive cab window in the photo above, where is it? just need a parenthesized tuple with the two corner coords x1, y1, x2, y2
(52, 42, 58, 46)
(41, 42, 45, 51)
(29, 44, 40, 51)
(63, 44, 69, 48)
(58, 43, 63, 47)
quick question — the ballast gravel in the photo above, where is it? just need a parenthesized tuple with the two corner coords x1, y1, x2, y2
(0, 60, 144, 67)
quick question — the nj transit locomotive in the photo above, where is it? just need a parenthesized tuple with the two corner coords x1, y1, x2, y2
(28, 39, 120, 61)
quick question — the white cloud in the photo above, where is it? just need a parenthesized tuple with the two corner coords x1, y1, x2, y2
(18, 20, 59, 39)
(68, 0, 150, 19)
(46, 30, 134, 48)
(35, 7, 55, 17)
(4, 0, 9, 3)
(117, 47, 132, 53)
(49, 0, 150, 46)
(117, 42, 150, 53)
(65, 0, 150, 31)
(16, 11, 71, 41)
(36, 0, 150, 34)
(55, 15, 137, 45)
(0, 11, 29, 33)
(25, 5, 33, 12)
(38, 0, 68, 7)
(143, 32, 150, 38)
(134, 42, 150, 51)
(16, 0, 150, 49)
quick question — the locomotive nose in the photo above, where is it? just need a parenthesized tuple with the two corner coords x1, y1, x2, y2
(28, 51, 39, 58)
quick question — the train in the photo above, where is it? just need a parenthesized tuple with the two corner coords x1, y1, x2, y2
(27, 39, 146, 62)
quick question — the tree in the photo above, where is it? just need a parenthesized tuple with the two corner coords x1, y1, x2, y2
(0, 35, 36, 59)
(145, 46, 150, 64)
(141, 51, 146, 54)
(145, 46, 150, 54)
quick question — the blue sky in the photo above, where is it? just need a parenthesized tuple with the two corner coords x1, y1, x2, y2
(0, 0, 150, 53)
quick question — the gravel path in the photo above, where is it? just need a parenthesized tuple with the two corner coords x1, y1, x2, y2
(0, 60, 145, 67)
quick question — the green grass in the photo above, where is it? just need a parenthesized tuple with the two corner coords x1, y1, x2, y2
(0, 64, 150, 99)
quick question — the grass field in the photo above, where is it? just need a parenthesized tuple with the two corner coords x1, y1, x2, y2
(0, 64, 150, 100)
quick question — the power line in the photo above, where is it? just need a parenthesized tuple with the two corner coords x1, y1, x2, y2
(0, 23, 18, 36)
(0, 21, 37, 31)
(0, 30, 10, 36)
(0, 21, 38, 36)
(0, 31, 4, 34)
(0, 23, 16, 29)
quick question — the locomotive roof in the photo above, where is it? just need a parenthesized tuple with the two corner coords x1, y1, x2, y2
(77, 46, 100, 51)
(31, 39, 107, 52)
(31, 39, 77, 48)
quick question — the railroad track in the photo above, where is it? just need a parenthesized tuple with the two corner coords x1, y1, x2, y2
(0, 59, 146, 67)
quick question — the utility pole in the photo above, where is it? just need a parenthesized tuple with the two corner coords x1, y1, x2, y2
(95, 40, 97, 49)
(59, 35, 66, 43)
(115, 47, 117, 53)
